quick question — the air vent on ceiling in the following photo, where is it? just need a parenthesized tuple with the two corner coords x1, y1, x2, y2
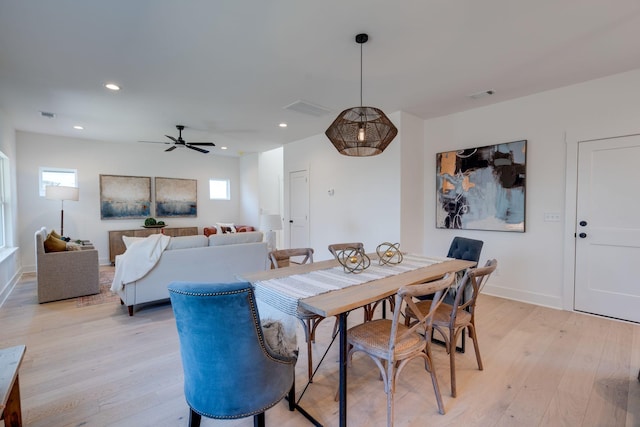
(283, 100, 332, 117)
(468, 90, 495, 100)
(40, 111, 56, 118)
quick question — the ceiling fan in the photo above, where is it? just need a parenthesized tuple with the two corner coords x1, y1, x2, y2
(141, 125, 215, 153)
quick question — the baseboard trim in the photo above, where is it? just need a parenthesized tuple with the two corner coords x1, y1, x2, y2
(483, 283, 562, 310)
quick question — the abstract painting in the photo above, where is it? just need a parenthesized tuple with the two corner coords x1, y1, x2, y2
(155, 177, 197, 217)
(436, 140, 526, 232)
(100, 175, 151, 219)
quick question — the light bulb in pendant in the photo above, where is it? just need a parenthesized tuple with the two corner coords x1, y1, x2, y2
(358, 124, 365, 142)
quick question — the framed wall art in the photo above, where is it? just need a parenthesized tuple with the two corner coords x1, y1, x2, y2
(100, 174, 151, 219)
(155, 177, 197, 217)
(436, 139, 526, 232)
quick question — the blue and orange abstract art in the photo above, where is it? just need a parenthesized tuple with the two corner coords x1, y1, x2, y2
(436, 140, 526, 232)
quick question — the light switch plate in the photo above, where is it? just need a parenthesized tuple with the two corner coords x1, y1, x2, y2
(544, 212, 561, 222)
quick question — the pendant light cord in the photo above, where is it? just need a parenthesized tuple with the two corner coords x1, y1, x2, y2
(360, 41, 363, 107)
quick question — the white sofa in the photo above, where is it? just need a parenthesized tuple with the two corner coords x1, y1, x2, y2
(113, 232, 268, 315)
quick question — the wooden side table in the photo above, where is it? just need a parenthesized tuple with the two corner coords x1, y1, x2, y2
(0, 344, 26, 427)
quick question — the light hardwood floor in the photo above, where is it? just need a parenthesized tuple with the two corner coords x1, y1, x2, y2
(1, 269, 640, 427)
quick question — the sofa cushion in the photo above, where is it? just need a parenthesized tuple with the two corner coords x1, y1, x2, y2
(208, 231, 263, 247)
(166, 235, 208, 250)
(44, 233, 67, 252)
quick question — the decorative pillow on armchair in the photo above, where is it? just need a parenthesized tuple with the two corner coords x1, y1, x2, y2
(43, 233, 67, 252)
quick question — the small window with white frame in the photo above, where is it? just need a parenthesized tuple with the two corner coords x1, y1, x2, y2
(39, 167, 77, 197)
(209, 179, 230, 200)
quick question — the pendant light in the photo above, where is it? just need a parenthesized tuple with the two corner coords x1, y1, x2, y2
(325, 33, 398, 156)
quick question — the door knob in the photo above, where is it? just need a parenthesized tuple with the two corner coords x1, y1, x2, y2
(579, 232, 587, 238)
(579, 221, 587, 227)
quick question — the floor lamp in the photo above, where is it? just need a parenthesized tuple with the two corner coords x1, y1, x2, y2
(260, 214, 282, 253)
(45, 185, 79, 236)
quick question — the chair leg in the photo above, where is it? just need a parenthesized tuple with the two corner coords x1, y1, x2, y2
(449, 327, 458, 398)
(254, 412, 265, 427)
(288, 379, 296, 411)
(300, 318, 314, 382)
(468, 323, 483, 371)
(425, 346, 446, 415)
(189, 408, 202, 427)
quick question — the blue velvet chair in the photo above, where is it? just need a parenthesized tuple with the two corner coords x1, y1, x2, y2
(168, 281, 297, 427)
(446, 237, 483, 263)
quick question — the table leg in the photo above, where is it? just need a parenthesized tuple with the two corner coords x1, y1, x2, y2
(4, 373, 23, 427)
(339, 312, 348, 427)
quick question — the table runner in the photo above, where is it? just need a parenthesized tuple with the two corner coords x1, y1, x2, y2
(253, 254, 449, 317)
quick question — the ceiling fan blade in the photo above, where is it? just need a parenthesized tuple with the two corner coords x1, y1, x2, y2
(165, 135, 178, 143)
(138, 140, 170, 144)
(186, 144, 209, 154)
(165, 146, 177, 152)
(187, 142, 215, 146)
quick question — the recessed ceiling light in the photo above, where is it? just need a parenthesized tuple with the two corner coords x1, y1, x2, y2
(73, 125, 84, 130)
(105, 83, 120, 91)
(221, 146, 228, 150)
(279, 123, 288, 128)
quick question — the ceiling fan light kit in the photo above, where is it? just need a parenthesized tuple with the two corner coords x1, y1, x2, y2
(325, 33, 398, 157)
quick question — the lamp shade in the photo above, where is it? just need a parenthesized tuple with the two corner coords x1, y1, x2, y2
(260, 214, 282, 231)
(325, 106, 398, 156)
(45, 185, 79, 201)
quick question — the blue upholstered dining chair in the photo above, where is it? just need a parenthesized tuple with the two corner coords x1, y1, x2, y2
(447, 236, 483, 264)
(168, 281, 297, 427)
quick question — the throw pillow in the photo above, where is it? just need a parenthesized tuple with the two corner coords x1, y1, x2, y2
(50, 229, 62, 239)
(216, 222, 236, 233)
(261, 319, 298, 358)
(43, 233, 67, 252)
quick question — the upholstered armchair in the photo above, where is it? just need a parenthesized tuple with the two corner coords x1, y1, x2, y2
(168, 281, 297, 427)
(34, 227, 99, 303)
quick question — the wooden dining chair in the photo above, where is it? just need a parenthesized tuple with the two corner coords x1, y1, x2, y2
(405, 259, 497, 397)
(346, 273, 455, 426)
(269, 247, 314, 268)
(269, 248, 323, 382)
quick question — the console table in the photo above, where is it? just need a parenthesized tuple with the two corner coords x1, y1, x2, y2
(108, 226, 198, 264)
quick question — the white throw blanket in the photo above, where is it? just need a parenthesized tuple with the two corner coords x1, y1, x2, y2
(110, 234, 171, 292)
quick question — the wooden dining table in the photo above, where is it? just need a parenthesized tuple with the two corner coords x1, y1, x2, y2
(243, 254, 476, 427)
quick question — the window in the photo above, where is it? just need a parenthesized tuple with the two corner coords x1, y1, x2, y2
(39, 167, 77, 197)
(209, 179, 230, 200)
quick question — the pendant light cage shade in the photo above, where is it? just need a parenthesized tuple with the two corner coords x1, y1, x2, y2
(325, 33, 398, 156)
(325, 106, 398, 156)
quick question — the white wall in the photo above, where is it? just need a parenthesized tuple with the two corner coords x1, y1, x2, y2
(424, 68, 640, 309)
(399, 112, 426, 254)
(258, 147, 284, 247)
(283, 117, 402, 261)
(17, 131, 247, 269)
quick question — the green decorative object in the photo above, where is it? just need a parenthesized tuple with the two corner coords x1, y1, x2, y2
(144, 217, 157, 226)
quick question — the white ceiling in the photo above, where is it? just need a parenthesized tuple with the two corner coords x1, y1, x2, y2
(2, 0, 640, 156)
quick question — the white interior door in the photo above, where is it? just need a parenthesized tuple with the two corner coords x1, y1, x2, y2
(574, 134, 640, 322)
(288, 170, 309, 249)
